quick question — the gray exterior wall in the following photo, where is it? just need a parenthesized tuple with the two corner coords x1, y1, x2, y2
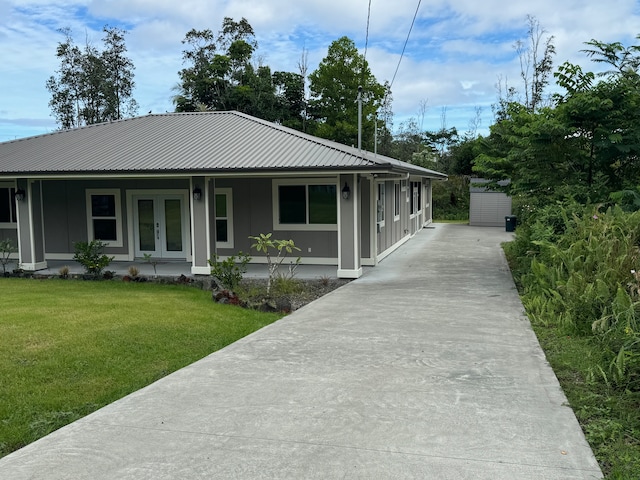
(42, 179, 190, 256)
(215, 177, 338, 261)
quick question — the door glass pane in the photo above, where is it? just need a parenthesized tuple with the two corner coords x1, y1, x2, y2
(164, 199, 182, 252)
(138, 199, 155, 251)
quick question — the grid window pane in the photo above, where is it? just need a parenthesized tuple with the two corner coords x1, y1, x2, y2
(0, 188, 11, 223)
(91, 195, 116, 217)
(279, 185, 306, 224)
(93, 219, 117, 241)
(308, 185, 337, 224)
(215, 194, 227, 218)
(216, 219, 228, 242)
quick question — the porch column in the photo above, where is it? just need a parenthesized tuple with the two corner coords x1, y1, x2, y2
(16, 179, 47, 271)
(190, 176, 210, 275)
(337, 173, 362, 278)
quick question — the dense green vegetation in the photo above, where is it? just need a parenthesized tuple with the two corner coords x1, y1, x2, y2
(0, 279, 281, 459)
(504, 203, 640, 478)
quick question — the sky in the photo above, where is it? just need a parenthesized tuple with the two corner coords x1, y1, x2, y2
(1, 0, 640, 144)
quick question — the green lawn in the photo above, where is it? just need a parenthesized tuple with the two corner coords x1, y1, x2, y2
(0, 278, 282, 458)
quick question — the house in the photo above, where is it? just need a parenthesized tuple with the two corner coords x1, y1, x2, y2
(469, 178, 512, 227)
(0, 111, 447, 278)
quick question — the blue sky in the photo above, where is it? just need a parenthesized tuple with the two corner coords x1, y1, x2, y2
(1, 0, 640, 143)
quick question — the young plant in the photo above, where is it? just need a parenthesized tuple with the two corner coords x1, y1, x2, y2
(209, 252, 251, 290)
(249, 233, 301, 296)
(0, 238, 17, 275)
(58, 265, 70, 279)
(73, 240, 114, 277)
(127, 265, 140, 279)
(143, 253, 159, 277)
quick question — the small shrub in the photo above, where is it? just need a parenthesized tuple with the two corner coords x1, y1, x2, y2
(58, 265, 70, 279)
(209, 252, 251, 290)
(127, 266, 140, 278)
(249, 233, 301, 296)
(73, 240, 114, 276)
(0, 238, 16, 275)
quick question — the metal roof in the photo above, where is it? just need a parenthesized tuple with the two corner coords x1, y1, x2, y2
(0, 111, 447, 179)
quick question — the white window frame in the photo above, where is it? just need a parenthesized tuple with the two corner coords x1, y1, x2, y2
(86, 189, 123, 247)
(272, 178, 338, 231)
(410, 181, 423, 217)
(377, 182, 385, 227)
(214, 188, 234, 249)
(393, 181, 400, 221)
(0, 183, 17, 228)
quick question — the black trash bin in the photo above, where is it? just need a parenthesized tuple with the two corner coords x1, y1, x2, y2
(505, 215, 517, 232)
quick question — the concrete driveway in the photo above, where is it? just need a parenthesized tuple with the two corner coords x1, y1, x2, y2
(0, 224, 603, 479)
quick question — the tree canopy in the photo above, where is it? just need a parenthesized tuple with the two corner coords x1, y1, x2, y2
(307, 36, 386, 150)
(46, 26, 137, 129)
(173, 17, 306, 129)
(474, 36, 640, 207)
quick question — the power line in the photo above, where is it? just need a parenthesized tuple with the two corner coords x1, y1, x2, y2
(361, 0, 372, 84)
(390, 0, 422, 88)
(363, 0, 372, 62)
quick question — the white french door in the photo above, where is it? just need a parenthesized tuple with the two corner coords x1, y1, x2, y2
(133, 194, 187, 259)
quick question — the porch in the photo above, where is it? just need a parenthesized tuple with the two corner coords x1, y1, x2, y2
(22, 259, 343, 281)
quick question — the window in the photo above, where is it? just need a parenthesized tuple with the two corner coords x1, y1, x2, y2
(394, 182, 400, 220)
(0, 187, 17, 225)
(377, 182, 385, 226)
(410, 181, 422, 215)
(86, 189, 123, 247)
(215, 188, 234, 248)
(273, 179, 337, 231)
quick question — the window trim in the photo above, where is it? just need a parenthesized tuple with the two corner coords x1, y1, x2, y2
(410, 181, 423, 217)
(86, 189, 123, 247)
(377, 181, 385, 227)
(393, 181, 400, 221)
(214, 188, 234, 249)
(272, 178, 338, 231)
(0, 184, 17, 228)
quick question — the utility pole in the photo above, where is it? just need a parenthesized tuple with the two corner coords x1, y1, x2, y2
(357, 85, 362, 151)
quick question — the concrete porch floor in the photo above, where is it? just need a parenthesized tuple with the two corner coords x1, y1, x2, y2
(24, 259, 347, 281)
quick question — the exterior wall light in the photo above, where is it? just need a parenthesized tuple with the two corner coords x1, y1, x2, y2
(341, 182, 351, 200)
(193, 186, 202, 201)
(14, 188, 26, 202)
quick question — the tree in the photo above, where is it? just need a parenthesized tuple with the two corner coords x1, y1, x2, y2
(46, 26, 137, 129)
(101, 27, 138, 120)
(174, 18, 306, 127)
(514, 15, 556, 112)
(308, 36, 386, 149)
(475, 39, 640, 207)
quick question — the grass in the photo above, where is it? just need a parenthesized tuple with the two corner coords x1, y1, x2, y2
(0, 278, 282, 459)
(433, 219, 469, 224)
(531, 324, 640, 479)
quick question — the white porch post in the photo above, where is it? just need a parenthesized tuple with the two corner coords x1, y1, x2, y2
(190, 176, 211, 275)
(15, 179, 47, 271)
(337, 173, 362, 279)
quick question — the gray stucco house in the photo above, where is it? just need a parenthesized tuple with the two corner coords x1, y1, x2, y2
(0, 111, 447, 278)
